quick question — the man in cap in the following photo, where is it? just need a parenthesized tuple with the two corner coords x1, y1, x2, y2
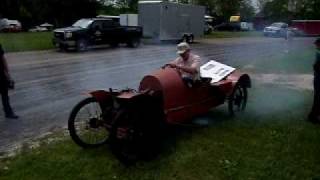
(0, 44, 18, 119)
(168, 42, 201, 87)
(308, 38, 320, 123)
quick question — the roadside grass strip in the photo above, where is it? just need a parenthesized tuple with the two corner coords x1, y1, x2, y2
(205, 31, 263, 39)
(0, 32, 53, 52)
(0, 31, 262, 53)
(0, 83, 319, 180)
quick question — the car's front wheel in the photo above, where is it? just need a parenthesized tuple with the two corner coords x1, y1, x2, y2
(110, 42, 119, 48)
(68, 97, 110, 148)
(228, 83, 248, 116)
(58, 44, 67, 51)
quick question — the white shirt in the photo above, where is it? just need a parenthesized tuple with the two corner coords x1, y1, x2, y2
(171, 53, 201, 80)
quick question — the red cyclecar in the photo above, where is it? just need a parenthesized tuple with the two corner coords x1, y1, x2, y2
(68, 65, 251, 164)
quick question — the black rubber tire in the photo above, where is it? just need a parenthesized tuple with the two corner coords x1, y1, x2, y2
(109, 109, 139, 165)
(181, 35, 194, 44)
(127, 38, 140, 48)
(68, 97, 109, 148)
(76, 39, 88, 52)
(228, 84, 248, 116)
(188, 35, 194, 43)
(110, 42, 119, 48)
(109, 107, 162, 165)
(182, 35, 188, 43)
(58, 44, 67, 51)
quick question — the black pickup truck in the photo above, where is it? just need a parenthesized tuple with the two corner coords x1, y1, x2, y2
(53, 18, 143, 51)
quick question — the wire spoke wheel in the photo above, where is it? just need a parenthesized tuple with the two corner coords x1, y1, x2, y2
(228, 84, 248, 116)
(68, 97, 110, 148)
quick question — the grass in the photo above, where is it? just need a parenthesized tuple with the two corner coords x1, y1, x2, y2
(0, 32, 54, 52)
(1, 47, 320, 179)
(205, 31, 263, 39)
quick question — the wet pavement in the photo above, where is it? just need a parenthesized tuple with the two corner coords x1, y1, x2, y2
(0, 37, 316, 153)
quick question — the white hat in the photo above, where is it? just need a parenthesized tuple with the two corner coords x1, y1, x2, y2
(177, 42, 190, 54)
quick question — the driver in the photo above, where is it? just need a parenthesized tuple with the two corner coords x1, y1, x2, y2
(168, 42, 201, 87)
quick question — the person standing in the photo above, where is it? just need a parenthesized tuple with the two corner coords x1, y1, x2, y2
(0, 44, 18, 119)
(308, 38, 320, 123)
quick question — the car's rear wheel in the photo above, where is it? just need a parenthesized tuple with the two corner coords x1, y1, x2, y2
(109, 103, 164, 165)
(127, 38, 140, 48)
(76, 39, 88, 52)
(109, 109, 140, 165)
(181, 34, 194, 44)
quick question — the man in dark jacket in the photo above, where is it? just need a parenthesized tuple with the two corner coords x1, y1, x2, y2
(308, 38, 320, 123)
(0, 44, 18, 119)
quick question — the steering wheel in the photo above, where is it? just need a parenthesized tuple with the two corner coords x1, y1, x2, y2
(162, 63, 175, 69)
(161, 64, 182, 77)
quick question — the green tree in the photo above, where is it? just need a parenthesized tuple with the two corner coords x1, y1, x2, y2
(261, 0, 292, 22)
(293, 0, 320, 19)
(195, 0, 255, 21)
(259, 0, 320, 22)
(240, 0, 256, 21)
(0, 0, 99, 29)
(98, 0, 138, 14)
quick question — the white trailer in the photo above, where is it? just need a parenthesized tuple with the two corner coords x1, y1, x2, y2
(138, 1, 205, 43)
(120, 14, 138, 26)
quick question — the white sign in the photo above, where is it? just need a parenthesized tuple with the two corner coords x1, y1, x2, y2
(200, 60, 236, 84)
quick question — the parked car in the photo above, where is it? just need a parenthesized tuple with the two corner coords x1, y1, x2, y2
(39, 23, 54, 30)
(29, 23, 54, 32)
(29, 26, 49, 32)
(0, 19, 22, 32)
(263, 22, 288, 37)
(53, 18, 143, 51)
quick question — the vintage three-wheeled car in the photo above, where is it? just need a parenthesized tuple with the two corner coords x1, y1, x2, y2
(68, 65, 251, 163)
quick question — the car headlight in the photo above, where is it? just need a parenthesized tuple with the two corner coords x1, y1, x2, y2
(65, 32, 73, 38)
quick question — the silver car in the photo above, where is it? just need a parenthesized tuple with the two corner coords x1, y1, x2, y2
(263, 22, 288, 37)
